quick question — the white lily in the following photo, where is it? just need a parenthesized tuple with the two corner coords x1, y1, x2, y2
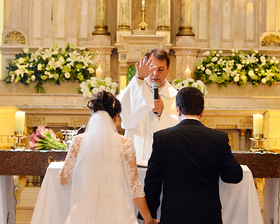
(15, 65, 28, 77)
(67, 51, 80, 64)
(223, 66, 232, 74)
(48, 58, 60, 69)
(81, 53, 93, 66)
(43, 48, 53, 58)
(58, 56, 65, 64)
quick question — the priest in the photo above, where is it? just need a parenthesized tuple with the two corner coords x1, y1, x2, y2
(117, 49, 178, 162)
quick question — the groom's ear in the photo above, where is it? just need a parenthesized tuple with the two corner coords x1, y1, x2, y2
(176, 106, 183, 117)
(199, 108, 205, 119)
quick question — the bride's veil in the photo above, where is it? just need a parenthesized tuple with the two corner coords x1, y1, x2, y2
(67, 110, 137, 224)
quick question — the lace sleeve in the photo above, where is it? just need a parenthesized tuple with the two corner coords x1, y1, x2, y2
(123, 138, 145, 199)
(58, 135, 83, 186)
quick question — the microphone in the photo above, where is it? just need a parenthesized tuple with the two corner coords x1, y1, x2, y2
(152, 81, 159, 100)
(152, 82, 159, 115)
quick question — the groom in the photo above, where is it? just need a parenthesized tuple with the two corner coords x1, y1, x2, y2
(142, 87, 243, 224)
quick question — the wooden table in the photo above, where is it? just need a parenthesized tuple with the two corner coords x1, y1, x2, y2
(0, 150, 67, 176)
(1, 149, 278, 224)
(0, 150, 279, 178)
(233, 151, 280, 178)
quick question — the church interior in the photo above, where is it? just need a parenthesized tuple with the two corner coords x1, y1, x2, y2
(1, 0, 280, 223)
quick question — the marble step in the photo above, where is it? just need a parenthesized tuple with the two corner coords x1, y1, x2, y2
(15, 209, 34, 224)
(15, 186, 40, 224)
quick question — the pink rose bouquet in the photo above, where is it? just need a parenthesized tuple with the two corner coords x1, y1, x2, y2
(29, 125, 67, 150)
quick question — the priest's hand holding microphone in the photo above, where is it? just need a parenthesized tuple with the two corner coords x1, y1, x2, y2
(152, 81, 164, 117)
(135, 55, 165, 117)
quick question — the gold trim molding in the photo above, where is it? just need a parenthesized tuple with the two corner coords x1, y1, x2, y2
(27, 117, 45, 127)
(239, 129, 247, 136)
(239, 118, 253, 128)
(92, 25, 110, 35)
(118, 25, 131, 31)
(70, 117, 89, 128)
(176, 26, 195, 36)
(200, 119, 214, 128)
(227, 134, 232, 147)
(4, 31, 26, 44)
(216, 125, 237, 129)
(262, 34, 280, 46)
(157, 26, 170, 31)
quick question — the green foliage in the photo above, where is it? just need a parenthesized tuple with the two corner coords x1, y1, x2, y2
(3, 43, 95, 93)
(194, 49, 280, 87)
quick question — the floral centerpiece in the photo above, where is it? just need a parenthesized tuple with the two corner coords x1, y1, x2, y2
(3, 43, 95, 93)
(29, 125, 67, 150)
(172, 78, 208, 95)
(195, 48, 280, 87)
(77, 77, 118, 98)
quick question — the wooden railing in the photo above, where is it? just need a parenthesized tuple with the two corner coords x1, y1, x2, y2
(0, 150, 279, 178)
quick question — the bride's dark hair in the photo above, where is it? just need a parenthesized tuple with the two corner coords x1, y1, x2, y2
(87, 90, 121, 118)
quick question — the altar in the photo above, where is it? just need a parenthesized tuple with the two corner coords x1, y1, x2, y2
(0, 150, 279, 224)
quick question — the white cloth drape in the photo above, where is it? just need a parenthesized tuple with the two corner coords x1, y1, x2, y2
(31, 163, 263, 224)
(0, 176, 16, 224)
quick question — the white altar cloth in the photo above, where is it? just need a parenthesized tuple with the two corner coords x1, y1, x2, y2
(0, 176, 15, 224)
(31, 162, 263, 224)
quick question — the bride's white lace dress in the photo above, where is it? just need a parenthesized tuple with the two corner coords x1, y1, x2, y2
(58, 133, 145, 224)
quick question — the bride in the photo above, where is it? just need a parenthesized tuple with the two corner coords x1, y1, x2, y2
(58, 90, 158, 224)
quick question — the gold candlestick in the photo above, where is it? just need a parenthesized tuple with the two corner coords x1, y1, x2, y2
(250, 134, 272, 153)
(11, 131, 28, 150)
(138, 2, 148, 30)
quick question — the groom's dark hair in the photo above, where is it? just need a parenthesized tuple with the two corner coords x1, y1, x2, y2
(176, 87, 204, 115)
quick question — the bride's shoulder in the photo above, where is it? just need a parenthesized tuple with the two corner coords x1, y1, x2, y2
(73, 133, 86, 140)
(114, 133, 133, 146)
(72, 133, 86, 145)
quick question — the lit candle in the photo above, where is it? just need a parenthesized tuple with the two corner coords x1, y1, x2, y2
(96, 66, 102, 79)
(15, 111, 25, 133)
(253, 113, 263, 135)
(142, 0, 145, 8)
(185, 67, 191, 79)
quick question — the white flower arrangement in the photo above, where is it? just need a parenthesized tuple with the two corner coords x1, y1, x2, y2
(195, 48, 280, 87)
(172, 78, 208, 95)
(78, 77, 118, 98)
(3, 43, 95, 93)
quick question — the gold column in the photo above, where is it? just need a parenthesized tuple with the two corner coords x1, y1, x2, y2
(157, 0, 169, 31)
(249, 129, 255, 149)
(92, 0, 110, 35)
(239, 129, 247, 151)
(118, 0, 131, 30)
(177, 0, 195, 36)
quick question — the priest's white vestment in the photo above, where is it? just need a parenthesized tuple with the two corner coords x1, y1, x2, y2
(117, 77, 178, 162)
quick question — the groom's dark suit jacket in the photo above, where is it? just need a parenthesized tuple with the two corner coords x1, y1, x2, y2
(144, 119, 243, 224)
